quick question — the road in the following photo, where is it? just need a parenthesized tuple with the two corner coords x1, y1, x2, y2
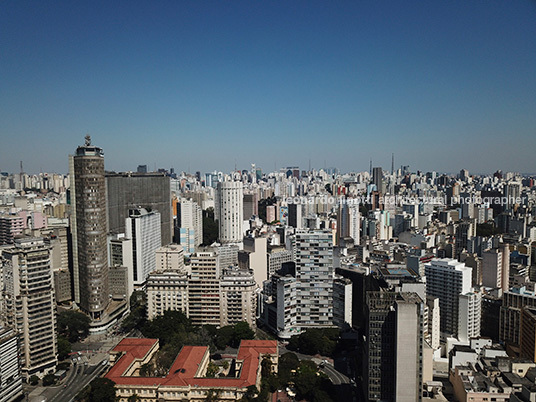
(320, 361, 351, 385)
(279, 345, 352, 385)
(47, 360, 108, 402)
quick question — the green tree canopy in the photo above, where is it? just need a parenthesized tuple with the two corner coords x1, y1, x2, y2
(287, 328, 340, 357)
(215, 325, 234, 350)
(121, 291, 147, 333)
(231, 322, 255, 347)
(57, 310, 90, 343)
(76, 377, 117, 402)
(57, 335, 72, 360)
(42, 373, 56, 386)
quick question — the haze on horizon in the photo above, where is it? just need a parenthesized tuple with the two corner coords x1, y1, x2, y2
(1, 1, 535, 175)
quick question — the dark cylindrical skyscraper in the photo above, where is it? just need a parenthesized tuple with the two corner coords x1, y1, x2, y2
(70, 135, 109, 320)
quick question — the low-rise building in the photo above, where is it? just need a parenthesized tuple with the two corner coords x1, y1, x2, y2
(105, 339, 278, 402)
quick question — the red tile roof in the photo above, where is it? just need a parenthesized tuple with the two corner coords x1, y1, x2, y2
(105, 338, 278, 389)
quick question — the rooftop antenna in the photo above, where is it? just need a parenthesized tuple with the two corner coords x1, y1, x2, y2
(308, 158, 311, 172)
(391, 153, 394, 175)
(369, 158, 372, 176)
(85, 134, 91, 146)
(20, 160, 23, 174)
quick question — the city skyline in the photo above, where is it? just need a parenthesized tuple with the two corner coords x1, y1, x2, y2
(1, 1, 535, 174)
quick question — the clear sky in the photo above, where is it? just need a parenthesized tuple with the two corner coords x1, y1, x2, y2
(1, 1, 535, 175)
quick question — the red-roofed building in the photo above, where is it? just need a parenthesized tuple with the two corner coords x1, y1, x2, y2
(105, 338, 278, 401)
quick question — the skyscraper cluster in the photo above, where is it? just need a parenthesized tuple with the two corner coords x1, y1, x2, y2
(2, 140, 536, 400)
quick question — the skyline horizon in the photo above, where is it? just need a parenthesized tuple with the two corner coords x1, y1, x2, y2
(4, 145, 536, 178)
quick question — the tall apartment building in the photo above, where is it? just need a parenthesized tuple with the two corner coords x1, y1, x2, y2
(1, 238, 57, 379)
(108, 234, 134, 300)
(106, 172, 172, 245)
(0, 215, 24, 245)
(482, 248, 503, 289)
(287, 202, 303, 229)
(216, 244, 239, 269)
(425, 258, 472, 339)
(125, 208, 162, 286)
(500, 287, 536, 350)
(176, 198, 203, 248)
(178, 228, 196, 256)
(188, 251, 221, 326)
(243, 193, 258, 221)
(220, 267, 257, 328)
(215, 181, 243, 243)
(458, 290, 482, 343)
(266, 230, 336, 338)
(364, 291, 423, 401)
(348, 203, 361, 246)
(425, 297, 441, 350)
(333, 277, 353, 328)
(155, 244, 186, 273)
(293, 230, 334, 328)
(44, 226, 72, 303)
(519, 306, 536, 363)
(336, 201, 360, 246)
(146, 256, 256, 327)
(146, 270, 189, 320)
(69, 136, 110, 320)
(0, 325, 22, 402)
(241, 236, 268, 288)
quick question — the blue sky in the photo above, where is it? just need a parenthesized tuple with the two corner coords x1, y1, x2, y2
(1, 1, 535, 175)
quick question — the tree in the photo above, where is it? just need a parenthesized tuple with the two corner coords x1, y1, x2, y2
(121, 291, 147, 333)
(142, 310, 193, 346)
(127, 394, 141, 402)
(278, 352, 299, 383)
(240, 385, 258, 401)
(231, 322, 255, 348)
(294, 360, 320, 400)
(57, 310, 90, 342)
(76, 377, 117, 402)
(287, 328, 339, 357)
(57, 335, 71, 360)
(42, 373, 56, 386)
(206, 361, 219, 377)
(139, 363, 153, 377)
(29, 375, 39, 386)
(215, 325, 234, 350)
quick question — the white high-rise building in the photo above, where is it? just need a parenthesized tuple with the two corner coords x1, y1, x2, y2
(458, 290, 481, 343)
(271, 230, 336, 338)
(0, 325, 22, 402)
(215, 181, 243, 243)
(425, 297, 441, 350)
(1, 238, 57, 380)
(348, 203, 361, 245)
(177, 198, 203, 248)
(425, 258, 472, 339)
(125, 208, 161, 286)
